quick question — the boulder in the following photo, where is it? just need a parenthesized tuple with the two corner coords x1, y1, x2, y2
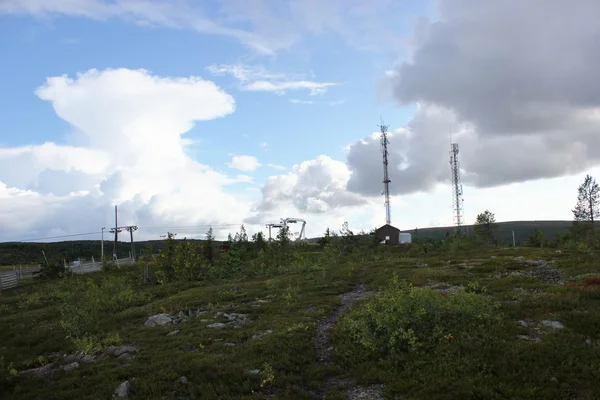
(144, 314, 173, 327)
(63, 362, 79, 372)
(114, 380, 132, 398)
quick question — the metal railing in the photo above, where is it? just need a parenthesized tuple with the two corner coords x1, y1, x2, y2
(0, 256, 135, 292)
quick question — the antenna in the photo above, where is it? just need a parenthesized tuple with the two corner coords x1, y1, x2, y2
(449, 140, 465, 232)
(378, 118, 392, 225)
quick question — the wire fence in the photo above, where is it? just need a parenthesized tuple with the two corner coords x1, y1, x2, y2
(0, 256, 135, 292)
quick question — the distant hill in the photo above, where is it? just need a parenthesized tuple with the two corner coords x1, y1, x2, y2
(400, 220, 574, 243)
(0, 220, 575, 266)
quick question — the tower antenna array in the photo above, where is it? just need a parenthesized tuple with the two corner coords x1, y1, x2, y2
(379, 118, 392, 225)
(449, 142, 465, 231)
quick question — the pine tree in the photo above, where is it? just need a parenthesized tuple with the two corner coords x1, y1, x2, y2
(572, 175, 600, 224)
(474, 210, 497, 245)
(238, 224, 248, 242)
(203, 227, 215, 265)
(318, 227, 332, 248)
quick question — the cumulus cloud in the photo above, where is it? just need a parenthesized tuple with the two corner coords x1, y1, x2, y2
(226, 155, 261, 172)
(0, 68, 256, 241)
(376, 0, 600, 192)
(207, 64, 339, 96)
(246, 155, 367, 224)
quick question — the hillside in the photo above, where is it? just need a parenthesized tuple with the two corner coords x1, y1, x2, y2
(0, 220, 575, 266)
(402, 220, 574, 243)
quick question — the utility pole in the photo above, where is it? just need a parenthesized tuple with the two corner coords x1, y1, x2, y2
(124, 226, 139, 262)
(111, 205, 122, 260)
(101, 227, 105, 261)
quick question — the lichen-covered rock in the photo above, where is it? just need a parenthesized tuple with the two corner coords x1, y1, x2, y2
(144, 313, 172, 327)
(106, 344, 139, 357)
(114, 380, 132, 398)
(63, 362, 79, 372)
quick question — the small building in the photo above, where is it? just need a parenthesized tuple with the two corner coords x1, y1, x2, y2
(375, 224, 401, 245)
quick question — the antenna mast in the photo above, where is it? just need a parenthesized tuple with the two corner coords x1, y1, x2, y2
(379, 118, 392, 225)
(449, 142, 465, 231)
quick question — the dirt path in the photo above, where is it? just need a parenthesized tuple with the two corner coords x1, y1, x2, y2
(312, 265, 385, 399)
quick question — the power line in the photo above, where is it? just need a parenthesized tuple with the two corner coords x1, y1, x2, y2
(11, 231, 101, 243)
(138, 224, 239, 231)
(4, 224, 247, 244)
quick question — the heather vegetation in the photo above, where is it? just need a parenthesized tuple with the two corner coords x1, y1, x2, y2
(1, 175, 600, 399)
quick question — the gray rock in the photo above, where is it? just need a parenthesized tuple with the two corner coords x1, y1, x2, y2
(144, 313, 172, 327)
(175, 376, 189, 385)
(257, 299, 269, 304)
(252, 330, 273, 340)
(167, 330, 180, 336)
(247, 369, 260, 374)
(118, 353, 133, 360)
(347, 384, 386, 400)
(200, 319, 212, 323)
(61, 354, 79, 365)
(81, 355, 95, 363)
(114, 380, 132, 398)
(542, 320, 565, 330)
(63, 362, 79, 372)
(177, 311, 185, 319)
(107, 345, 139, 357)
(213, 338, 223, 341)
(518, 320, 529, 327)
(223, 342, 236, 347)
(207, 323, 226, 329)
(586, 339, 592, 345)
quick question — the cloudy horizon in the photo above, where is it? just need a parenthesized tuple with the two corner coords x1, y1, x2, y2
(1, 0, 598, 242)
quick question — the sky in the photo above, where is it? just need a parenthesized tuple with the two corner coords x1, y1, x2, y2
(1, 0, 600, 243)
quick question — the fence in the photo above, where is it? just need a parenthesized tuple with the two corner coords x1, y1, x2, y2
(66, 256, 135, 275)
(0, 256, 135, 292)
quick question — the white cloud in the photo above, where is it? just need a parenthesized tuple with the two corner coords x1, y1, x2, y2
(290, 99, 314, 105)
(226, 155, 261, 172)
(244, 80, 337, 96)
(1, 0, 416, 55)
(207, 64, 339, 96)
(0, 68, 257, 241)
(260, 142, 268, 151)
(247, 155, 367, 224)
(267, 164, 286, 171)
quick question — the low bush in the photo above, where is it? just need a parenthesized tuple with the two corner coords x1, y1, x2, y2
(34, 260, 68, 280)
(54, 276, 148, 339)
(334, 278, 501, 362)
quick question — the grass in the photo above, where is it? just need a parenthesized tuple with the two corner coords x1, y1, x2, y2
(1, 247, 600, 399)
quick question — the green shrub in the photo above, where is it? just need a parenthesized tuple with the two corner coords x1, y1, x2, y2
(102, 259, 118, 272)
(54, 276, 148, 338)
(34, 260, 68, 280)
(335, 278, 501, 360)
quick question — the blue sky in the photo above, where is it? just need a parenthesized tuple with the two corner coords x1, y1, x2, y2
(0, 0, 597, 242)
(0, 6, 417, 168)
